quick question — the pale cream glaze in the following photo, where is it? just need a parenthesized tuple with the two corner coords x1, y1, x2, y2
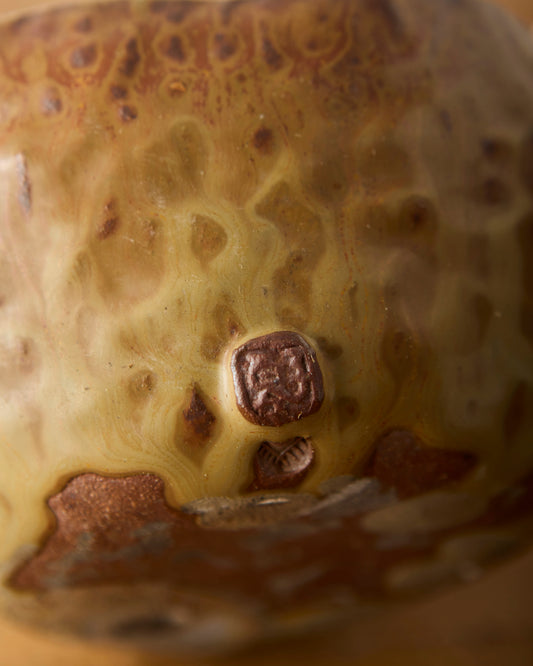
(0, 0, 532, 631)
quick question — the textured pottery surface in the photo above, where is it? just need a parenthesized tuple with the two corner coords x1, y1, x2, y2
(0, 0, 532, 654)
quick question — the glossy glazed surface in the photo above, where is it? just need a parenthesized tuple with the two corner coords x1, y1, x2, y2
(0, 0, 532, 653)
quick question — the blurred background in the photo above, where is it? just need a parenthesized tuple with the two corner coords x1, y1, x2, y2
(0, 0, 532, 664)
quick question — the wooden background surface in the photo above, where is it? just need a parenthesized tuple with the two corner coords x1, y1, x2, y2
(0, 0, 532, 664)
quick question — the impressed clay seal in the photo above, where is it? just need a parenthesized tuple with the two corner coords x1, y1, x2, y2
(231, 331, 324, 427)
(249, 437, 315, 491)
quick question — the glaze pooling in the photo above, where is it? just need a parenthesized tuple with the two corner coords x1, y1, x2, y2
(0, 0, 532, 652)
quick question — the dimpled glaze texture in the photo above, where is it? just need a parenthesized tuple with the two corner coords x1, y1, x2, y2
(0, 0, 532, 628)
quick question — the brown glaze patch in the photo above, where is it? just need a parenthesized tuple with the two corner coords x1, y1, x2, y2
(182, 387, 216, 444)
(10, 471, 533, 610)
(213, 32, 238, 60)
(74, 16, 93, 33)
(398, 195, 438, 238)
(249, 437, 315, 491)
(365, 430, 478, 499)
(262, 36, 283, 69)
(119, 105, 138, 122)
(119, 38, 141, 77)
(9, 474, 191, 591)
(231, 331, 324, 427)
(163, 35, 186, 62)
(190, 215, 227, 264)
(97, 217, 119, 239)
(97, 201, 119, 240)
(18, 338, 36, 375)
(70, 43, 97, 69)
(110, 84, 128, 99)
(361, 196, 437, 253)
(253, 127, 274, 154)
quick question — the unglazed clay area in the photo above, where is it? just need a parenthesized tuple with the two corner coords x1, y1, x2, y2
(0, 0, 532, 652)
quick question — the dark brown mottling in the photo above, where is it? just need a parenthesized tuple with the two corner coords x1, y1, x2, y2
(398, 195, 438, 236)
(200, 300, 245, 360)
(97, 217, 119, 240)
(74, 17, 93, 33)
(110, 84, 128, 99)
(182, 387, 216, 443)
(262, 36, 283, 69)
(482, 137, 512, 164)
(365, 429, 478, 499)
(119, 38, 141, 77)
(477, 177, 512, 207)
(360, 196, 437, 255)
(164, 35, 186, 61)
(190, 214, 227, 264)
(70, 43, 97, 68)
(316, 336, 343, 360)
(253, 127, 274, 153)
(119, 105, 138, 121)
(166, 4, 195, 24)
(213, 32, 238, 60)
(97, 200, 119, 239)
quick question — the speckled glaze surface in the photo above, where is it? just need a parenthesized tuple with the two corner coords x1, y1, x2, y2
(0, 0, 532, 654)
